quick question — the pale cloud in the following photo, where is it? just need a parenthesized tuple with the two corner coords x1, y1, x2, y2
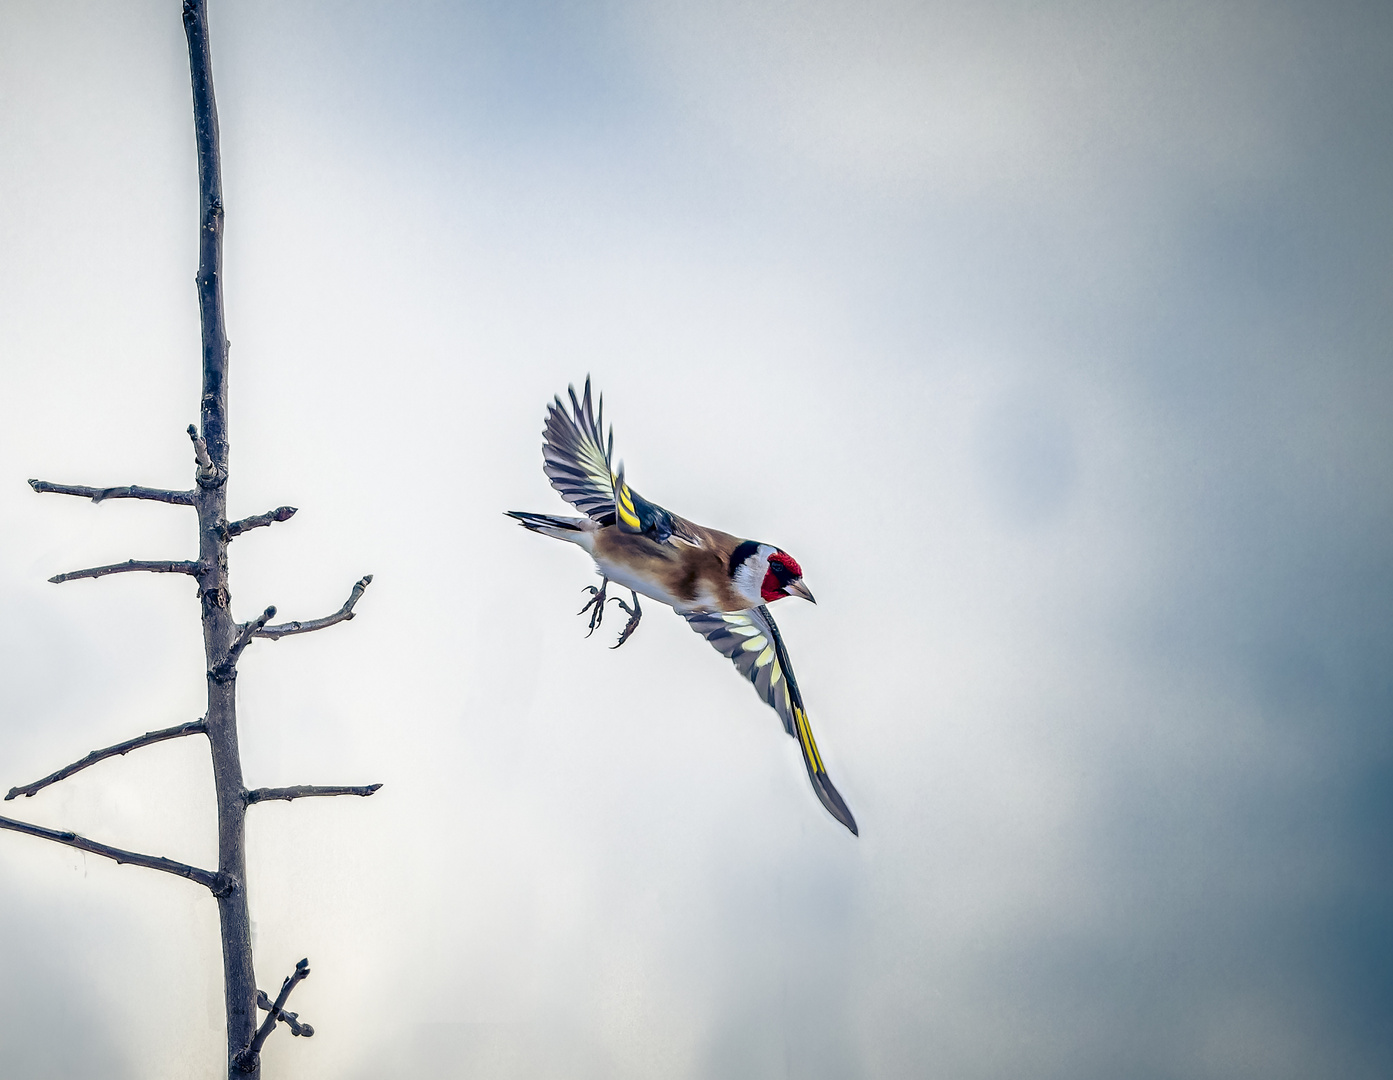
(622, 0, 1303, 199)
(1, 1, 1391, 1078)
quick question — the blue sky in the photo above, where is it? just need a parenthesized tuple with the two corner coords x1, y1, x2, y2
(1, 2, 1391, 1077)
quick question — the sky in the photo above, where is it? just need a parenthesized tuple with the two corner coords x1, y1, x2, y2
(1, 0, 1391, 1077)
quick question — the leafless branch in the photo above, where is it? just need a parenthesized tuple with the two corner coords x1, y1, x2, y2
(187, 424, 223, 486)
(6, 719, 208, 801)
(235, 959, 311, 1070)
(256, 991, 313, 1037)
(48, 559, 201, 585)
(221, 506, 297, 540)
(28, 479, 196, 506)
(0, 814, 226, 892)
(210, 607, 276, 682)
(256, 575, 373, 641)
(245, 784, 382, 805)
(7, 9, 381, 1076)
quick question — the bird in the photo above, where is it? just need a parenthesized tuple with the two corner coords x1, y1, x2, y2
(507, 378, 858, 835)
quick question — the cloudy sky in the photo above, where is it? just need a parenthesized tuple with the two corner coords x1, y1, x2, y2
(1, 1, 1391, 1077)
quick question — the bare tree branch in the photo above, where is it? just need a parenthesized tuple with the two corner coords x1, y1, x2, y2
(255, 575, 373, 641)
(7, 9, 381, 1076)
(6, 720, 208, 801)
(188, 424, 224, 486)
(231, 606, 277, 658)
(220, 506, 297, 540)
(0, 814, 226, 892)
(48, 559, 201, 585)
(245, 784, 382, 805)
(256, 991, 313, 1038)
(235, 959, 311, 1071)
(28, 479, 196, 506)
(179, 5, 270, 1070)
(188, 424, 215, 472)
(210, 607, 276, 683)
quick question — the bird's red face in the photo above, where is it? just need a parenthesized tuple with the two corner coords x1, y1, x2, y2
(761, 551, 815, 604)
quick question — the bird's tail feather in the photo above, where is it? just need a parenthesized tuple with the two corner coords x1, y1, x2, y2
(505, 510, 593, 546)
(791, 705, 859, 836)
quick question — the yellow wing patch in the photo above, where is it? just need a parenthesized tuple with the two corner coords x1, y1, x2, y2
(616, 480, 641, 529)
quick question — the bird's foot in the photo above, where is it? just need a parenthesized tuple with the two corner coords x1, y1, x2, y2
(579, 579, 609, 637)
(610, 590, 643, 649)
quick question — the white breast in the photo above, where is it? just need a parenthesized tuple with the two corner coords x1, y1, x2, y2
(591, 556, 683, 610)
(591, 555, 726, 614)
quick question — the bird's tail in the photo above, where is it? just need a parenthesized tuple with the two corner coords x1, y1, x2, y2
(792, 705, 859, 836)
(505, 511, 594, 547)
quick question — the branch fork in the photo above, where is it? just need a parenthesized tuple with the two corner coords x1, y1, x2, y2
(256, 990, 313, 1037)
(0, 720, 222, 885)
(256, 576, 373, 641)
(234, 959, 312, 1072)
(188, 424, 226, 487)
(210, 607, 276, 682)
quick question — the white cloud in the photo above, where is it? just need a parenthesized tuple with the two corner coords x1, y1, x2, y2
(2, 1, 1391, 1077)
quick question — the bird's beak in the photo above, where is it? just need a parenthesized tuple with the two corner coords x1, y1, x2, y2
(785, 579, 816, 604)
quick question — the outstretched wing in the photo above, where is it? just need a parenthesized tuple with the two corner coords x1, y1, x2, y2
(542, 377, 697, 544)
(684, 606, 858, 835)
(543, 378, 617, 524)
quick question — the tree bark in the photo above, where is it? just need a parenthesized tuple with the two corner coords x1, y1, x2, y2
(182, 2, 258, 1075)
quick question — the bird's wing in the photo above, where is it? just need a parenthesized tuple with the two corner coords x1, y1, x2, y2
(542, 377, 697, 544)
(543, 378, 618, 524)
(684, 606, 858, 835)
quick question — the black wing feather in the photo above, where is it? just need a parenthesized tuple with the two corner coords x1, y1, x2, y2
(542, 377, 617, 524)
(685, 606, 858, 835)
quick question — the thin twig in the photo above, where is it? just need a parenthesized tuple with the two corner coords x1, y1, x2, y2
(48, 560, 201, 585)
(28, 479, 196, 506)
(256, 991, 313, 1037)
(221, 506, 297, 540)
(236, 959, 311, 1070)
(187, 424, 222, 486)
(255, 576, 373, 641)
(0, 814, 225, 892)
(245, 784, 382, 805)
(6, 720, 208, 801)
(211, 607, 276, 682)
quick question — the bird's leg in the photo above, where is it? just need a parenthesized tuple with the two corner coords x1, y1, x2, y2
(610, 590, 643, 649)
(579, 578, 610, 637)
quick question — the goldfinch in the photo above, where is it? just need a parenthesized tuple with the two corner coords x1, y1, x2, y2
(507, 379, 857, 835)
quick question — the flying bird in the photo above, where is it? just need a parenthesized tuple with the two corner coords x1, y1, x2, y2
(507, 378, 857, 835)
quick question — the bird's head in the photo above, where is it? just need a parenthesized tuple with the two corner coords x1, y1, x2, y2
(731, 541, 815, 605)
(763, 550, 813, 603)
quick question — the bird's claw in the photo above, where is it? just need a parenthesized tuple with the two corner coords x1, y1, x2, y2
(609, 591, 643, 649)
(580, 580, 641, 647)
(579, 580, 608, 636)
